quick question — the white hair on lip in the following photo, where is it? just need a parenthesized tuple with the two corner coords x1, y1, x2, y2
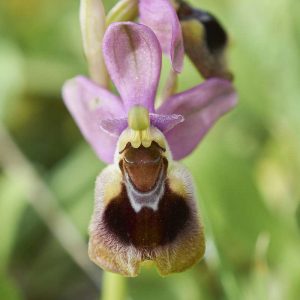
(124, 167, 165, 213)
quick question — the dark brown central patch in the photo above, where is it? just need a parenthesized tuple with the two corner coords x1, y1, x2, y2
(103, 184, 190, 249)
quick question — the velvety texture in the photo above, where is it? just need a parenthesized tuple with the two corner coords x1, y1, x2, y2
(89, 160, 206, 276)
(103, 183, 190, 248)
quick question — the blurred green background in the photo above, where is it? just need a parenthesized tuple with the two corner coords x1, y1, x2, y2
(1, 0, 300, 299)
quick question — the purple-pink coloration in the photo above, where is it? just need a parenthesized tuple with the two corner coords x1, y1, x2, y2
(139, 0, 184, 73)
(158, 79, 237, 160)
(103, 23, 161, 112)
(100, 113, 184, 137)
(63, 22, 237, 163)
(63, 76, 123, 163)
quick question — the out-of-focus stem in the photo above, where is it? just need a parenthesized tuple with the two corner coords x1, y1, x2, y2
(101, 272, 127, 300)
(80, 0, 109, 87)
(0, 122, 100, 287)
(196, 189, 240, 299)
(106, 0, 138, 25)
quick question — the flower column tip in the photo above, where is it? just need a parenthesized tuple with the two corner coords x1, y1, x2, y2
(128, 105, 152, 148)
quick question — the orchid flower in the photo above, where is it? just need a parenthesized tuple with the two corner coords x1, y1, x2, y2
(62, 20, 236, 276)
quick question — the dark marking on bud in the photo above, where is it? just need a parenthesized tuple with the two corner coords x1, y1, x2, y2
(103, 183, 190, 249)
(176, 0, 233, 80)
(177, 1, 227, 53)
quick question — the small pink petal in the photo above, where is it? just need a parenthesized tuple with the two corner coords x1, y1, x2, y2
(103, 22, 162, 112)
(150, 113, 184, 133)
(139, 0, 184, 73)
(62, 76, 125, 163)
(158, 79, 237, 160)
(100, 118, 128, 137)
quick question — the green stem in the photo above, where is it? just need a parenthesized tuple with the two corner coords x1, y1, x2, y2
(101, 272, 127, 300)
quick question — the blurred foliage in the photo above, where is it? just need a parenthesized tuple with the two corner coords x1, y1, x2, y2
(1, 0, 300, 299)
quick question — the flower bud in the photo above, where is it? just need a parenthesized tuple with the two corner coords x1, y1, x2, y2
(176, 0, 233, 80)
(80, 0, 108, 86)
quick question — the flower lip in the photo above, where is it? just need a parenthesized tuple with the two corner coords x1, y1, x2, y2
(121, 142, 166, 193)
(102, 180, 190, 249)
(89, 159, 205, 276)
(124, 155, 161, 164)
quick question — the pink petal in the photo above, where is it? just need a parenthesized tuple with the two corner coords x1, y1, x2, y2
(158, 79, 237, 160)
(150, 113, 184, 133)
(100, 114, 184, 137)
(100, 118, 128, 137)
(103, 22, 162, 112)
(62, 76, 125, 163)
(139, 0, 184, 73)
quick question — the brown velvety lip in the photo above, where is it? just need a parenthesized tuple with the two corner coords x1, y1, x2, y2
(120, 142, 167, 193)
(103, 181, 191, 249)
(124, 159, 164, 193)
